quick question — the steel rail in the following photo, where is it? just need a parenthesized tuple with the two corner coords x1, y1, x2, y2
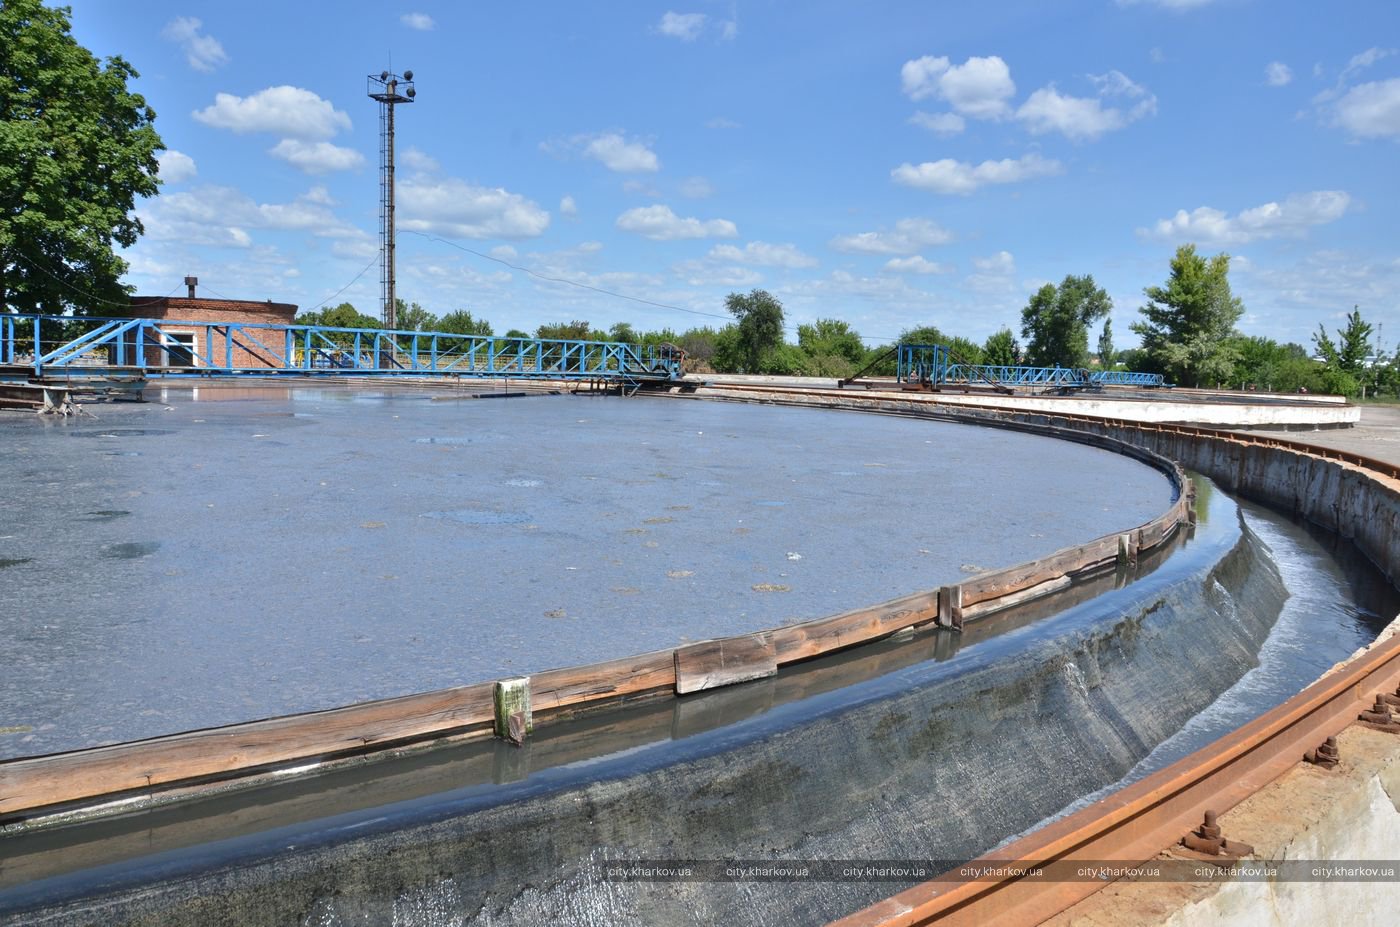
(684, 381, 1398, 927)
(830, 632, 1400, 927)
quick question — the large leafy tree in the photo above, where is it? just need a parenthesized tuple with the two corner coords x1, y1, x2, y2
(725, 288, 785, 373)
(437, 309, 492, 336)
(1, 0, 163, 315)
(1020, 274, 1111, 368)
(1313, 307, 1373, 376)
(983, 328, 1020, 366)
(1133, 244, 1244, 387)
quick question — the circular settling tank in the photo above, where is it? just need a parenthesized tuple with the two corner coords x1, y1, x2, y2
(0, 383, 1171, 758)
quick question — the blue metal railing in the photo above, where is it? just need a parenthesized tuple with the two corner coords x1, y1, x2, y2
(0, 313, 685, 383)
(896, 343, 1165, 389)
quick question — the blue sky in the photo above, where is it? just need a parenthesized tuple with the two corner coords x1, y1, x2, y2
(62, 0, 1400, 349)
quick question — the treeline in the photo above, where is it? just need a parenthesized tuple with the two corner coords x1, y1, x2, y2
(297, 245, 1399, 398)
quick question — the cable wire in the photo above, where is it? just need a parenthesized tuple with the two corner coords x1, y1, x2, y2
(10, 252, 181, 309)
(303, 252, 381, 313)
(401, 229, 909, 345)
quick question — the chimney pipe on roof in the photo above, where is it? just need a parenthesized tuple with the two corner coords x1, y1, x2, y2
(184, 276, 198, 299)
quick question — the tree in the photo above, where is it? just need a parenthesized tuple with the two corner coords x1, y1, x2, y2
(1020, 274, 1111, 368)
(1, 0, 163, 314)
(1097, 318, 1115, 367)
(1313, 307, 1373, 376)
(898, 324, 948, 346)
(437, 309, 492, 336)
(536, 320, 593, 340)
(1133, 244, 1244, 387)
(797, 318, 864, 364)
(945, 336, 984, 366)
(983, 328, 1020, 366)
(608, 321, 638, 344)
(725, 288, 785, 373)
(394, 299, 437, 332)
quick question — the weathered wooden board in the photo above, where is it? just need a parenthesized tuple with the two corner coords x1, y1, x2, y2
(0, 682, 495, 819)
(674, 635, 778, 695)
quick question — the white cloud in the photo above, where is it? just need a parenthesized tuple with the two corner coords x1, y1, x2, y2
(679, 176, 714, 198)
(1141, 190, 1352, 245)
(706, 117, 741, 129)
(399, 178, 551, 240)
(161, 17, 229, 73)
(401, 147, 440, 172)
(974, 251, 1016, 274)
(708, 241, 818, 268)
(1016, 71, 1156, 141)
(581, 133, 660, 173)
(900, 55, 1016, 120)
(560, 195, 578, 218)
(673, 260, 763, 287)
(269, 140, 365, 174)
(615, 204, 737, 240)
(909, 111, 965, 136)
(156, 150, 197, 184)
(193, 86, 352, 140)
(891, 154, 1063, 195)
(1340, 47, 1394, 85)
(657, 12, 707, 41)
(1332, 78, 1400, 139)
(138, 185, 360, 248)
(829, 218, 954, 255)
(883, 256, 953, 275)
(965, 251, 1019, 296)
(1265, 62, 1293, 87)
(401, 12, 434, 30)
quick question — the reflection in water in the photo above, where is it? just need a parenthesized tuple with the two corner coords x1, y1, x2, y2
(5, 479, 1395, 927)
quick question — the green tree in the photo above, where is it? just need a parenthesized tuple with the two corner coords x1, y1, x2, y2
(898, 324, 948, 346)
(1, 0, 163, 315)
(436, 309, 492, 336)
(677, 326, 720, 370)
(945, 336, 985, 366)
(608, 321, 638, 344)
(725, 288, 785, 373)
(1097, 318, 1115, 367)
(1133, 244, 1245, 387)
(394, 299, 437, 332)
(1020, 274, 1111, 368)
(1313, 307, 1373, 377)
(797, 318, 864, 363)
(536, 320, 593, 340)
(983, 328, 1020, 366)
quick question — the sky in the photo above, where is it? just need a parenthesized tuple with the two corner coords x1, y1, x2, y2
(59, 0, 1400, 349)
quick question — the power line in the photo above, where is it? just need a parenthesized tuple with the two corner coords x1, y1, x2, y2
(303, 252, 382, 314)
(403, 229, 734, 323)
(402, 229, 910, 344)
(10, 252, 180, 309)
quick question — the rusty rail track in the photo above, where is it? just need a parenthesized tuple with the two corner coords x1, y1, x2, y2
(681, 382, 1400, 927)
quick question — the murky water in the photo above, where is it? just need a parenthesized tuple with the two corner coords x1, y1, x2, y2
(0, 384, 1170, 759)
(3, 472, 1395, 927)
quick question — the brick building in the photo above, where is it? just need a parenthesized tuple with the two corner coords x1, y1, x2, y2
(127, 291, 298, 369)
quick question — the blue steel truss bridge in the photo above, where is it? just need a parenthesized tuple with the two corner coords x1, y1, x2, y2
(849, 343, 1167, 392)
(0, 314, 686, 393)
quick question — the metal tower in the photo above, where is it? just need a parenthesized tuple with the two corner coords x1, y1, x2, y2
(367, 70, 416, 330)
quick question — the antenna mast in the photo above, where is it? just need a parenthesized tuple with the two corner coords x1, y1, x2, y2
(367, 69, 416, 330)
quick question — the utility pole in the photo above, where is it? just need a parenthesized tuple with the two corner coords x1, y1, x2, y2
(367, 70, 416, 331)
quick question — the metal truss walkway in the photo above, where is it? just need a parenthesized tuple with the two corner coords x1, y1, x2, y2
(0, 314, 685, 387)
(894, 343, 1166, 390)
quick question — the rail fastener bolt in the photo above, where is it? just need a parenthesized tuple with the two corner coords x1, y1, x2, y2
(1303, 736, 1340, 769)
(1358, 695, 1400, 733)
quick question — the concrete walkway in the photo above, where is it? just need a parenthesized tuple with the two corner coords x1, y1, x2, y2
(1250, 404, 1400, 468)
